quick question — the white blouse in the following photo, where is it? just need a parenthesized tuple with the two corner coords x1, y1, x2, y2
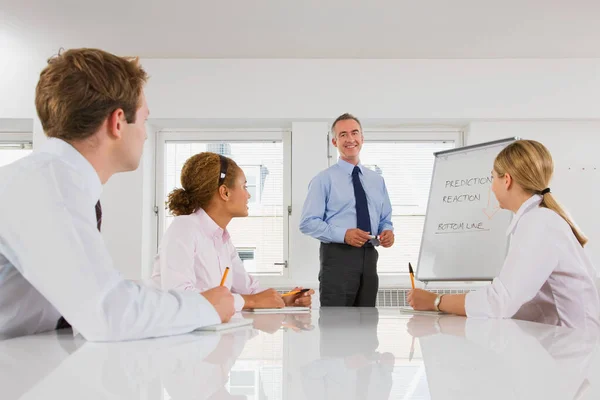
(466, 195, 600, 330)
(151, 208, 262, 311)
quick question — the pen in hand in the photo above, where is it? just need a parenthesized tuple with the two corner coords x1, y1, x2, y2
(282, 288, 310, 297)
(408, 263, 415, 289)
(220, 267, 230, 286)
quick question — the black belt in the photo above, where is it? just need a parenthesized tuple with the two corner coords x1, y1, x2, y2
(322, 242, 374, 248)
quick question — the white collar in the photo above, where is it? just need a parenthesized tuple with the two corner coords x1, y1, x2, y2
(37, 138, 103, 203)
(194, 208, 231, 242)
(506, 194, 543, 236)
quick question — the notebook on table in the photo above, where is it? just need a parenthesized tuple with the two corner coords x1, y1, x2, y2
(399, 306, 445, 315)
(196, 318, 253, 331)
(242, 307, 310, 314)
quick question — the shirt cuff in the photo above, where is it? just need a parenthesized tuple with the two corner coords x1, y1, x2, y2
(193, 291, 222, 326)
(331, 226, 347, 244)
(465, 289, 489, 318)
(380, 224, 394, 233)
(234, 293, 245, 312)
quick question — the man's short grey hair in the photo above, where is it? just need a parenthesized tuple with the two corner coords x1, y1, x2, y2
(331, 113, 362, 137)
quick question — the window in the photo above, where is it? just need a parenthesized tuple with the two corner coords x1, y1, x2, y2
(0, 140, 32, 167)
(237, 248, 256, 272)
(240, 165, 261, 207)
(330, 130, 460, 276)
(362, 140, 455, 275)
(157, 130, 290, 276)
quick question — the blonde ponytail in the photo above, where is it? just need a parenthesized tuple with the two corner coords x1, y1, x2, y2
(494, 140, 587, 247)
(540, 192, 588, 247)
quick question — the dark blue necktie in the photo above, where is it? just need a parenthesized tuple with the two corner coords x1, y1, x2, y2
(352, 166, 372, 234)
(95, 200, 102, 232)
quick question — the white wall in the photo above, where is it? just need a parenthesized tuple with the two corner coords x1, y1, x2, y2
(0, 25, 47, 119)
(100, 124, 156, 280)
(286, 122, 329, 287)
(142, 59, 600, 119)
(100, 163, 144, 279)
(17, 58, 600, 282)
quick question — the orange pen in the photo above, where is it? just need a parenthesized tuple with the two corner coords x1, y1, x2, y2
(282, 288, 310, 297)
(220, 267, 230, 286)
(408, 263, 415, 289)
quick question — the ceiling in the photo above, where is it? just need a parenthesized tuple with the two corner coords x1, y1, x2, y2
(2, 0, 600, 59)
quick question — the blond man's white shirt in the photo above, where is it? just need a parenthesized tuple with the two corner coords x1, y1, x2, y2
(0, 138, 220, 341)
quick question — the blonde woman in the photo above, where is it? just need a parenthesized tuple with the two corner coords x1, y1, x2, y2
(409, 140, 600, 330)
(152, 152, 314, 311)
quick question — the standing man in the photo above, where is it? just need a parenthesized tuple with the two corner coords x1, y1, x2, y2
(299, 113, 394, 307)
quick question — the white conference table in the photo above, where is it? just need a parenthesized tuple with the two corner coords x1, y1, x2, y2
(0, 307, 598, 400)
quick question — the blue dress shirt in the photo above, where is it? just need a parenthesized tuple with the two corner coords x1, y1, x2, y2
(299, 158, 394, 243)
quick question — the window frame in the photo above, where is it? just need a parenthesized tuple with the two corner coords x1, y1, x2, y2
(0, 133, 33, 168)
(328, 128, 465, 287)
(155, 129, 292, 278)
(0, 132, 33, 149)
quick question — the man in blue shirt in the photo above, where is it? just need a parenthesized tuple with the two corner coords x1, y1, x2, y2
(299, 113, 394, 307)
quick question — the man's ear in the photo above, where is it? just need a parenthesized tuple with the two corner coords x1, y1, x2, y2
(331, 136, 337, 147)
(106, 108, 126, 140)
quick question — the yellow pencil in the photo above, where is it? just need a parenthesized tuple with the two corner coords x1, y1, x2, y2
(408, 263, 415, 289)
(220, 267, 230, 286)
(282, 288, 309, 297)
